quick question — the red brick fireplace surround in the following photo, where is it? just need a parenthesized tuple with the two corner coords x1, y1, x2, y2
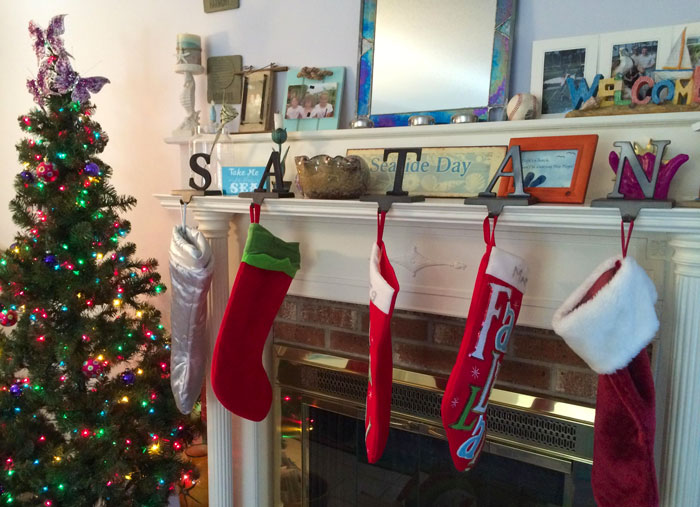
(273, 296, 598, 405)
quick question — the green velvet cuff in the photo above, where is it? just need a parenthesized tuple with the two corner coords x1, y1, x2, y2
(241, 223, 301, 278)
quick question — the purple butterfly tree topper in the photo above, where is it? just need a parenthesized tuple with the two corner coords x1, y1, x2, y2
(26, 14, 109, 106)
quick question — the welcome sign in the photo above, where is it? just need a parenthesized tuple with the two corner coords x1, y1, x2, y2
(347, 146, 507, 197)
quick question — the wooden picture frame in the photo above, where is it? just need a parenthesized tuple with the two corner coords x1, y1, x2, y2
(498, 135, 598, 203)
(239, 70, 274, 133)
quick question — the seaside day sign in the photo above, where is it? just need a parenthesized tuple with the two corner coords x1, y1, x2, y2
(347, 146, 507, 197)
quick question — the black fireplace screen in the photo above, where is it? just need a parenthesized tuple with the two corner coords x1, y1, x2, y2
(281, 405, 595, 507)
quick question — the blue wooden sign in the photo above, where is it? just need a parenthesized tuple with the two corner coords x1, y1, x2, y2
(221, 166, 266, 195)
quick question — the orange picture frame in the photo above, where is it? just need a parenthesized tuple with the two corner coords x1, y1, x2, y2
(497, 134, 598, 203)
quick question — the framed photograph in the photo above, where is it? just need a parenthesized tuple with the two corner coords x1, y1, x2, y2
(597, 28, 672, 100)
(347, 146, 507, 197)
(531, 36, 599, 117)
(286, 82, 338, 119)
(283, 67, 345, 132)
(239, 70, 274, 133)
(497, 135, 599, 204)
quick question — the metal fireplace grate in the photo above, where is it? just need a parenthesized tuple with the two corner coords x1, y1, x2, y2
(298, 364, 588, 459)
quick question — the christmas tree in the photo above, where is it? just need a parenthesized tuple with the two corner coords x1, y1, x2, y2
(0, 15, 198, 506)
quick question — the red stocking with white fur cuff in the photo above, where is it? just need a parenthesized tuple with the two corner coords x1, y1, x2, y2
(365, 215, 400, 464)
(441, 219, 528, 471)
(552, 255, 659, 507)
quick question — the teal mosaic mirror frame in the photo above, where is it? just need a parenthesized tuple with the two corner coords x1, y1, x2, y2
(356, 0, 516, 126)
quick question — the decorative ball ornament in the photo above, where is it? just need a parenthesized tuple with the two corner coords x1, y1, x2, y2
(0, 310, 18, 327)
(82, 358, 104, 377)
(20, 170, 35, 182)
(36, 161, 58, 182)
(120, 370, 136, 386)
(84, 162, 100, 176)
(9, 383, 22, 398)
(506, 93, 539, 120)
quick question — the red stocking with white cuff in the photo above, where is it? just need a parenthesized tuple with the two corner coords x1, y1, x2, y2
(553, 222, 659, 507)
(441, 217, 528, 471)
(365, 211, 400, 464)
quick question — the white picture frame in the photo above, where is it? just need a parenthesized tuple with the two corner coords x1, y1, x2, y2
(531, 36, 599, 118)
(597, 27, 672, 101)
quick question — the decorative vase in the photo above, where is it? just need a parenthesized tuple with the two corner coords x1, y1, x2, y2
(294, 155, 369, 199)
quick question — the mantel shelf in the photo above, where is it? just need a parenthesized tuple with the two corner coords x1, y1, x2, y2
(155, 194, 700, 235)
(165, 111, 700, 145)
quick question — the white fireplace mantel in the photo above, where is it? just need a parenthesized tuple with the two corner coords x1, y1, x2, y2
(161, 112, 700, 506)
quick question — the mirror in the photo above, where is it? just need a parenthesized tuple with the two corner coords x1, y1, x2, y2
(357, 0, 516, 126)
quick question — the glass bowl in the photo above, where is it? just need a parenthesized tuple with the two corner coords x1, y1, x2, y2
(294, 155, 369, 199)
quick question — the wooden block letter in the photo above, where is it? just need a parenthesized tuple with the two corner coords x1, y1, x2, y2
(652, 80, 675, 104)
(693, 67, 700, 103)
(597, 78, 616, 107)
(674, 78, 694, 105)
(614, 79, 631, 106)
(631, 76, 654, 105)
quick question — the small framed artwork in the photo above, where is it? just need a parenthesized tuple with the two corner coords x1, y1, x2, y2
(597, 28, 671, 100)
(284, 67, 345, 132)
(498, 135, 599, 204)
(239, 70, 274, 133)
(221, 166, 266, 195)
(203, 0, 239, 13)
(207, 55, 243, 104)
(531, 36, 599, 117)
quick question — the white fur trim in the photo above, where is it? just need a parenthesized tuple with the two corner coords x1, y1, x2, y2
(369, 243, 395, 314)
(486, 247, 528, 294)
(552, 256, 658, 374)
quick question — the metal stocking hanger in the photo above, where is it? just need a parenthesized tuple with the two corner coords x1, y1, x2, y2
(464, 145, 536, 217)
(239, 150, 295, 205)
(591, 140, 674, 222)
(360, 148, 425, 212)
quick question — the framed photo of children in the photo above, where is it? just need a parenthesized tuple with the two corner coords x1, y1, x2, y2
(497, 135, 599, 204)
(531, 36, 599, 117)
(284, 67, 345, 131)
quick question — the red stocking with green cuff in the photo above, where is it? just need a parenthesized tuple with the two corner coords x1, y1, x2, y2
(211, 204, 300, 421)
(441, 217, 528, 471)
(365, 211, 400, 464)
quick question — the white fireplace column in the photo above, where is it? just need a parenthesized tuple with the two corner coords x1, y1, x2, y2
(192, 209, 273, 507)
(660, 236, 700, 506)
(193, 210, 234, 507)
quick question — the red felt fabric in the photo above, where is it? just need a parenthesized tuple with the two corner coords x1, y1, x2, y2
(593, 351, 658, 506)
(365, 213, 400, 464)
(580, 261, 658, 506)
(441, 217, 524, 471)
(211, 262, 293, 421)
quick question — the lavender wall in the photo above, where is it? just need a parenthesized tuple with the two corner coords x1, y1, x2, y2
(0, 0, 698, 321)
